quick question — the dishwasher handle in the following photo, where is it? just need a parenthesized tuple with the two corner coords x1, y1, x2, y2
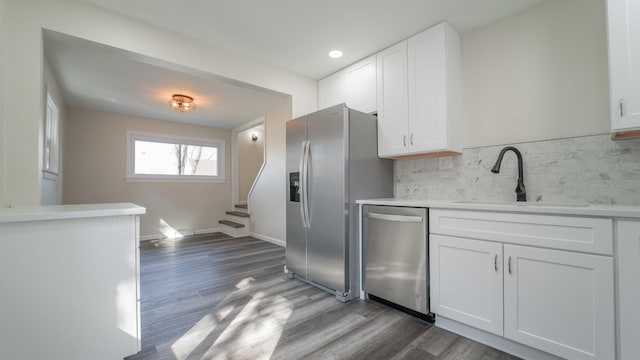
(367, 212, 423, 223)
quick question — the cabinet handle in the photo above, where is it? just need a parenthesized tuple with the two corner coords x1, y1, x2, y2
(508, 256, 512, 274)
(403, 135, 407, 147)
(494, 254, 498, 271)
(619, 99, 625, 117)
(410, 133, 414, 146)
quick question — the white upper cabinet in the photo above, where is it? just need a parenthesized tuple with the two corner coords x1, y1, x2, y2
(318, 55, 377, 114)
(608, 0, 640, 138)
(318, 71, 346, 110)
(345, 55, 377, 114)
(377, 22, 461, 158)
(377, 41, 409, 156)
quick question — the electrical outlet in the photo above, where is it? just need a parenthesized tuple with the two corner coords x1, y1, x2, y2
(439, 156, 453, 170)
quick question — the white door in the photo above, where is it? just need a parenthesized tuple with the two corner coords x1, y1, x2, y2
(430, 234, 503, 335)
(408, 24, 447, 153)
(377, 41, 409, 157)
(608, 0, 640, 132)
(318, 71, 345, 110)
(345, 55, 377, 114)
(503, 244, 615, 360)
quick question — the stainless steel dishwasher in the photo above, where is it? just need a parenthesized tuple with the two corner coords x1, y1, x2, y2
(363, 205, 429, 316)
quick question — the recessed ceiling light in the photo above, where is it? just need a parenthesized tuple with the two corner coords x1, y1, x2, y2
(328, 50, 343, 58)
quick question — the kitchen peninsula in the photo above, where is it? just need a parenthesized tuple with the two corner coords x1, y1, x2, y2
(0, 203, 145, 360)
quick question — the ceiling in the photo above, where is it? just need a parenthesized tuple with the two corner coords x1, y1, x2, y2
(46, 0, 545, 130)
(81, 0, 544, 79)
(43, 31, 288, 129)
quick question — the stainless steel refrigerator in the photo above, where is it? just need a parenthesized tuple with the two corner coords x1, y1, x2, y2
(285, 104, 393, 301)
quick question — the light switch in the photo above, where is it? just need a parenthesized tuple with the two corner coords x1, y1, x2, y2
(439, 156, 453, 170)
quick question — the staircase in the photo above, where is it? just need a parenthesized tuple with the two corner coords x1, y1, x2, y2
(219, 204, 250, 237)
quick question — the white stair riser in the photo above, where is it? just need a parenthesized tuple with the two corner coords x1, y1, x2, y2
(220, 223, 249, 238)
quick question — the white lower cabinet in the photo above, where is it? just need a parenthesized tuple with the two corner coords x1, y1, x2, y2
(429, 209, 615, 360)
(430, 235, 503, 335)
(503, 244, 614, 360)
(615, 220, 640, 360)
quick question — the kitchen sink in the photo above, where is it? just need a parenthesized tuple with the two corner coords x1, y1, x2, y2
(453, 200, 589, 207)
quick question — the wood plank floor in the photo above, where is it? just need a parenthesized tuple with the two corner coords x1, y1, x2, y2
(126, 233, 521, 360)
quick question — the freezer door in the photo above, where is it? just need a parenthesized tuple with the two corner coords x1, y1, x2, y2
(286, 116, 307, 277)
(306, 105, 348, 293)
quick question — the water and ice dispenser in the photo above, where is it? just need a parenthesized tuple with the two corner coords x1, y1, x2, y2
(289, 172, 300, 202)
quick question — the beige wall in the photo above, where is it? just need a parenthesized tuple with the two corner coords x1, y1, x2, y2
(238, 125, 265, 202)
(63, 107, 231, 237)
(1, 0, 316, 207)
(40, 58, 65, 205)
(461, 0, 609, 148)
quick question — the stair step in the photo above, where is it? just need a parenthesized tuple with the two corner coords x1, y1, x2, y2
(219, 220, 244, 229)
(226, 211, 250, 218)
(235, 204, 248, 209)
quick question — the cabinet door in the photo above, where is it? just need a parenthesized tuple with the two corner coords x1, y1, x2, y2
(377, 41, 409, 157)
(503, 244, 614, 360)
(408, 23, 447, 153)
(608, 0, 640, 132)
(430, 234, 503, 335)
(615, 221, 640, 360)
(318, 71, 345, 110)
(345, 55, 377, 114)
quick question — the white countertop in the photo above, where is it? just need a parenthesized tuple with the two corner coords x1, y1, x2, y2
(356, 198, 640, 218)
(0, 203, 146, 223)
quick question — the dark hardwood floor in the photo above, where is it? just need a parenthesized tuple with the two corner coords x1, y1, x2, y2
(126, 233, 520, 360)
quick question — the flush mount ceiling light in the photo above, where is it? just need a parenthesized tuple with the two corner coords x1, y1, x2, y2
(328, 50, 343, 58)
(168, 94, 196, 113)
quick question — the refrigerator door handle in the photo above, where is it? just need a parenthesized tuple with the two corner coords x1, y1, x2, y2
(303, 140, 311, 227)
(299, 141, 308, 228)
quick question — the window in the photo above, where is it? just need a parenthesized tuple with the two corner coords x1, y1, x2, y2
(43, 91, 59, 176)
(127, 132, 225, 181)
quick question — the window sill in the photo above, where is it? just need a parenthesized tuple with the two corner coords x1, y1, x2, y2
(42, 169, 59, 181)
(125, 176, 226, 183)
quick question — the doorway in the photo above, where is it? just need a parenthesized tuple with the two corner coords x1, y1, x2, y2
(232, 119, 265, 207)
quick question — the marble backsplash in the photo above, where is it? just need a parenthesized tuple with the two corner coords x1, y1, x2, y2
(395, 134, 640, 205)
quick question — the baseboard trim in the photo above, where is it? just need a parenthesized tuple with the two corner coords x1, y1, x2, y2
(250, 232, 285, 247)
(140, 234, 164, 241)
(140, 227, 221, 242)
(435, 316, 562, 360)
(194, 228, 221, 235)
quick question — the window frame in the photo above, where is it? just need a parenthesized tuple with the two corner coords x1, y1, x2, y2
(43, 90, 60, 178)
(126, 131, 225, 182)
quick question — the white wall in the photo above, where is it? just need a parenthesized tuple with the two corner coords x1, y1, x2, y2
(40, 58, 65, 205)
(238, 125, 265, 202)
(63, 107, 232, 237)
(249, 102, 290, 243)
(2, 0, 317, 207)
(461, 0, 609, 148)
(0, 0, 6, 207)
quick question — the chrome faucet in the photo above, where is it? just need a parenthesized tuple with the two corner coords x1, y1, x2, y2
(491, 146, 526, 202)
